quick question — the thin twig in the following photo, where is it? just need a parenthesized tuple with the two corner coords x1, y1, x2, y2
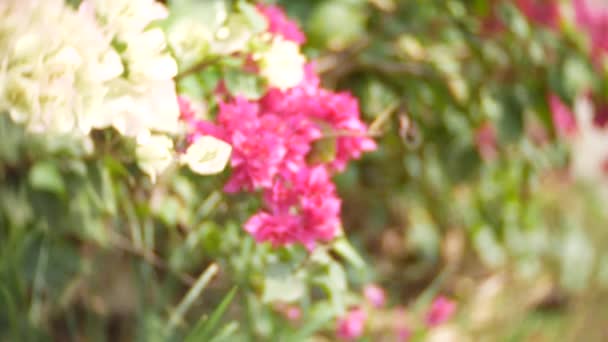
(357, 60, 434, 78)
(321, 130, 384, 139)
(175, 57, 222, 81)
(369, 101, 400, 135)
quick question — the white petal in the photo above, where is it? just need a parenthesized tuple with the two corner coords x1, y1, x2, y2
(181, 136, 232, 175)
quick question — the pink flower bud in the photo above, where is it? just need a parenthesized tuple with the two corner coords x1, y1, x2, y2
(425, 296, 457, 327)
(336, 308, 367, 341)
(286, 306, 302, 322)
(363, 284, 386, 308)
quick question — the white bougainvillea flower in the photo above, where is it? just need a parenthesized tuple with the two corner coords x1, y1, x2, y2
(259, 36, 305, 91)
(210, 15, 255, 55)
(83, 0, 169, 39)
(136, 133, 175, 183)
(0, 0, 121, 135)
(125, 28, 178, 82)
(181, 136, 232, 175)
(81, 0, 180, 137)
(167, 19, 214, 69)
(93, 80, 180, 138)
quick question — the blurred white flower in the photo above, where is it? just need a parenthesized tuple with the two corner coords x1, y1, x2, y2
(81, 0, 180, 137)
(0, 0, 121, 135)
(259, 37, 305, 91)
(571, 96, 608, 182)
(93, 81, 180, 138)
(180, 136, 232, 175)
(125, 28, 178, 82)
(167, 19, 213, 69)
(136, 133, 175, 183)
(210, 15, 254, 55)
(83, 0, 168, 39)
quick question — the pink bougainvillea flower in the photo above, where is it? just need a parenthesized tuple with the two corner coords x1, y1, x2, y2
(425, 296, 457, 327)
(516, 0, 560, 29)
(574, 0, 608, 66)
(257, 4, 306, 45)
(336, 308, 367, 341)
(363, 284, 386, 308)
(285, 306, 302, 321)
(289, 166, 343, 250)
(396, 326, 412, 342)
(244, 211, 301, 247)
(180, 38, 375, 248)
(177, 96, 195, 122)
(392, 306, 412, 342)
(549, 94, 578, 137)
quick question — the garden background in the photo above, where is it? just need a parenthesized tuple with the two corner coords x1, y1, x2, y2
(1, 0, 608, 341)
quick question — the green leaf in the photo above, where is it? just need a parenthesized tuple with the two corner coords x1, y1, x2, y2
(28, 162, 65, 196)
(185, 287, 237, 342)
(237, 0, 268, 34)
(291, 302, 335, 340)
(307, 137, 337, 164)
(332, 238, 365, 269)
(308, 1, 367, 50)
(224, 69, 264, 100)
(473, 225, 506, 268)
(262, 263, 305, 303)
(497, 93, 523, 144)
(169, 0, 228, 33)
(207, 322, 239, 342)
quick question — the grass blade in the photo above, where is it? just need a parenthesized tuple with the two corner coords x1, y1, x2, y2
(185, 286, 237, 342)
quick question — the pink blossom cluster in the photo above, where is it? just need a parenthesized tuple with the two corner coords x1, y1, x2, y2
(514, 0, 608, 67)
(180, 6, 375, 249)
(574, 0, 608, 65)
(335, 290, 456, 340)
(516, 0, 561, 29)
(257, 4, 306, 44)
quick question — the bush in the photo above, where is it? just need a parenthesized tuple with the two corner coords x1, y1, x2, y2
(1, 0, 608, 340)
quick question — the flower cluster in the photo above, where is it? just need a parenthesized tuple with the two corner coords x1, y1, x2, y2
(181, 6, 375, 249)
(334, 286, 456, 341)
(256, 4, 306, 45)
(514, 0, 608, 68)
(256, 4, 306, 90)
(573, 0, 608, 66)
(0, 0, 179, 138)
(0, 0, 231, 182)
(0, 0, 122, 134)
(516, 0, 561, 29)
(504, 0, 608, 183)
